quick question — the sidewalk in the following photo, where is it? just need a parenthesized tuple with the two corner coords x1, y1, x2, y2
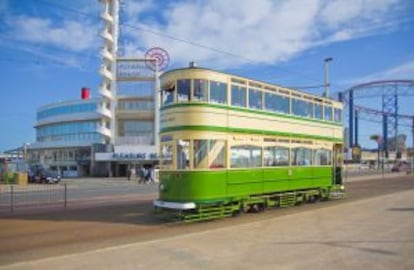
(2, 189, 412, 270)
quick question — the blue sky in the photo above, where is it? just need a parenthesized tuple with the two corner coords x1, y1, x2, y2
(0, 0, 413, 152)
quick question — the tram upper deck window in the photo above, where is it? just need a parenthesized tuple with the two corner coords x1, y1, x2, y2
(324, 105, 333, 121)
(177, 79, 191, 102)
(194, 79, 208, 102)
(292, 99, 312, 118)
(210, 81, 227, 105)
(249, 89, 263, 110)
(231, 85, 247, 107)
(314, 103, 323, 119)
(161, 83, 175, 105)
(334, 108, 342, 123)
(264, 93, 289, 114)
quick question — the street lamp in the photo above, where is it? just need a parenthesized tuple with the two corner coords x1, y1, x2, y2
(324, 57, 333, 98)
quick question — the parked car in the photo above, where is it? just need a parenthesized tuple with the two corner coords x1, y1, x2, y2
(391, 161, 410, 173)
(29, 169, 61, 184)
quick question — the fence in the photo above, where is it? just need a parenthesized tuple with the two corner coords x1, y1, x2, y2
(0, 184, 67, 213)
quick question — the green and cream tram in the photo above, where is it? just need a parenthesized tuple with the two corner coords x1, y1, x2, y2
(154, 66, 344, 222)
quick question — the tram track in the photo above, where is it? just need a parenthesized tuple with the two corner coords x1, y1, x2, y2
(0, 175, 412, 265)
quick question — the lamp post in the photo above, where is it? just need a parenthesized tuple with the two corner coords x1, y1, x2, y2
(324, 57, 333, 98)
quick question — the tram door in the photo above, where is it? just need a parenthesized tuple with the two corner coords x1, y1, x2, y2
(333, 144, 343, 185)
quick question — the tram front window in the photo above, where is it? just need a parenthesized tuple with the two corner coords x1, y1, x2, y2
(177, 140, 190, 169)
(161, 145, 173, 167)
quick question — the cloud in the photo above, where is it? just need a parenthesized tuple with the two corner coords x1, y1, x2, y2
(122, 0, 406, 68)
(6, 15, 98, 52)
(348, 60, 414, 84)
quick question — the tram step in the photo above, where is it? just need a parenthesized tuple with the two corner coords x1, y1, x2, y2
(280, 193, 296, 208)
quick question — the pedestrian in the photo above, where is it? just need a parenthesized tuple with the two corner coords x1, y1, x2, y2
(127, 168, 132, 180)
(139, 167, 146, 184)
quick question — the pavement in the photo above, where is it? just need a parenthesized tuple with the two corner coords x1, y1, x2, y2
(1, 184, 413, 270)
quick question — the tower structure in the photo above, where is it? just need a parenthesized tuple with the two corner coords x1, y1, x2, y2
(99, 0, 119, 144)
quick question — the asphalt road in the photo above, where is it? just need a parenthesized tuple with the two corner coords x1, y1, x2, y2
(0, 175, 413, 268)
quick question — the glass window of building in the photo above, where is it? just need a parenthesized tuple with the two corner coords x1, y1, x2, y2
(292, 147, 312, 166)
(263, 146, 289, 166)
(334, 108, 342, 123)
(177, 139, 190, 169)
(177, 79, 191, 102)
(194, 79, 208, 102)
(119, 120, 153, 137)
(230, 145, 262, 168)
(324, 105, 333, 121)
(231, 85, 247, 107)
(249, 89, 262, 110)
(210, 81, 227, 105)
(264, 93, 290, 114)
(36, 121, 101, 143)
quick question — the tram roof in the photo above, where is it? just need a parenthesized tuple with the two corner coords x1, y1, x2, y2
(161, 66, 342, 105)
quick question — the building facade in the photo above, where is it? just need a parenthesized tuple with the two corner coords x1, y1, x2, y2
(27, 91, 158, 177)
(26, 0, 160, 177)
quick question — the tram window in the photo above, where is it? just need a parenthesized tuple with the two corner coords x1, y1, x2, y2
(193, 140, 208, 169)
(334, 108, 342, 122)
(210, 140, 226, 168)
(324, 105, 333, 121)
(177, 79, 191, 102)
(264, 146, 289, 166)
(313, 149, 331, 165)
(264, 93, 289, 114)
(314, 103, 323, 119)
(292, 99, 312, 118)
(193, 140, 226, 169)
(177, 140, 190, 169)
(210, 81, 227, 104)
(230, 145, 262, 168)
(194, 79, 208, 102)
(231, 85, 247, 107)
(161, 145, 173, 166)
(162, 89, 174, 105)
(249, 89, 263, 110)
(292, 147, 312, 166)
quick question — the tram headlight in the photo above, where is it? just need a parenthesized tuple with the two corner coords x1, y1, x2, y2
(159, 183, 165, 191)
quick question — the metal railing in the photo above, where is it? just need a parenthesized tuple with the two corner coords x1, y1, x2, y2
(0, 184, 67, 213)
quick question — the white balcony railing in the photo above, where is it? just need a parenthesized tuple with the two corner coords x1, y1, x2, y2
(100, 12, 114, 24)
(100, 29, 114, 43)
(99, 65, 114, 81)
(96, 125, 112, 138)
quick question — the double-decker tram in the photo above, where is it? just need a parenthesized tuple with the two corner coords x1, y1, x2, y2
(154, 66, 344, 222)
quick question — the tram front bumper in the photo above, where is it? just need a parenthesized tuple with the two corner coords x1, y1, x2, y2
(153, 199, 196, 210)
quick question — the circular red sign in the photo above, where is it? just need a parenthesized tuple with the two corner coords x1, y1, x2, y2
(145, 47, 170, 71)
